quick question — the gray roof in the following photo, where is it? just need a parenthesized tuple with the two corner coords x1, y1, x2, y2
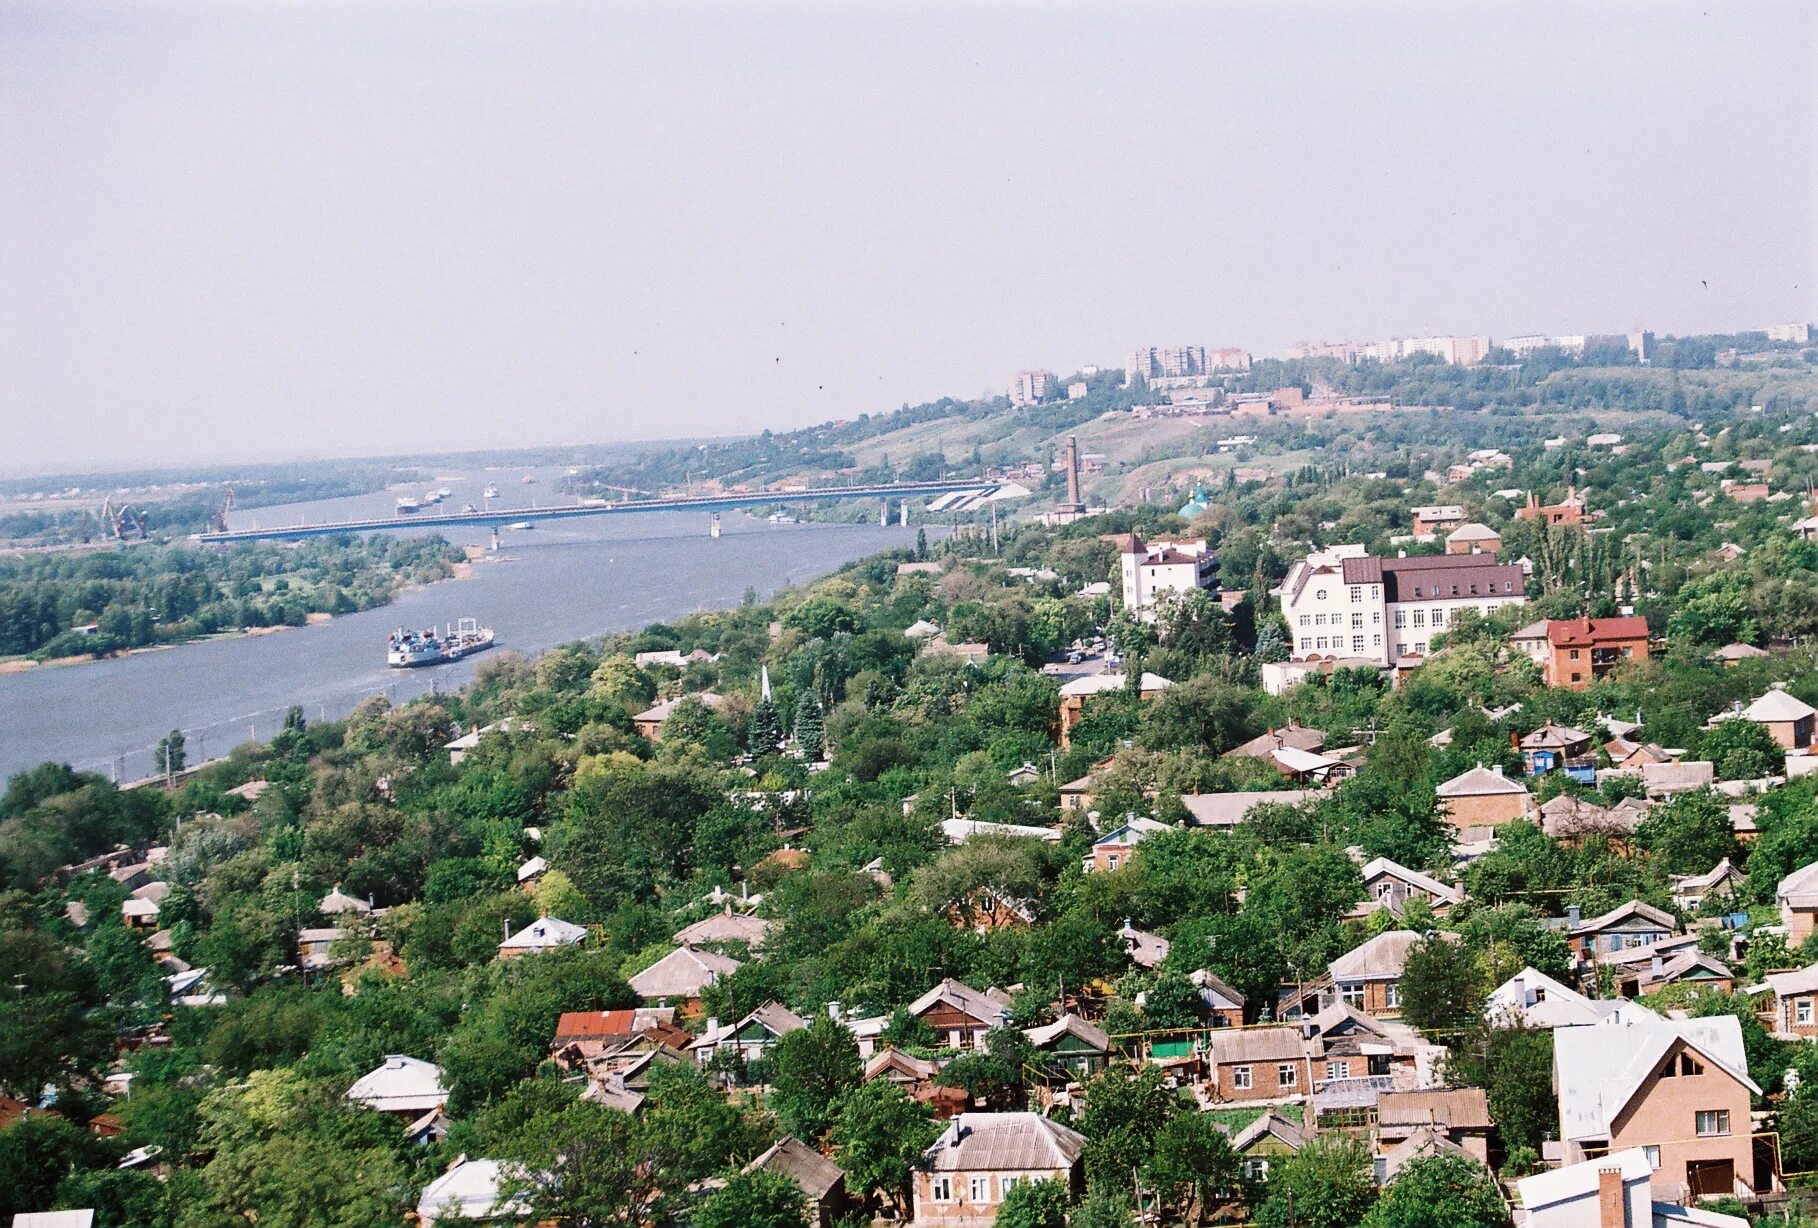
(1436, 765, 1528, 797)
(672, 909, 774, 948)
(1229, 1108, 1307, 1154)
(1178, 789, 1318, 828)
(907, 978, 1013, 1027)
(500, 915, 586, 951)
(1780, 859, 1818, 907)
(1024, 1013, 1110, 1053)
(1358, 857, 1464, 906)
(744, 1136, 846, 1201)
(627, 945, 741, 999)
(923, 1112, 1087, 1173)
(1211, 1025, 1306, 1065)
(1329, 930, 1425, 982)
(1378, 1088, 1492, 1131)
(1570, 900, 1676, 937)
(1553, 1013, 1759, 1143)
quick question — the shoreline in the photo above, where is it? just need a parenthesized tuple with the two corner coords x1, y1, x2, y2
(0, 548, 485, 676)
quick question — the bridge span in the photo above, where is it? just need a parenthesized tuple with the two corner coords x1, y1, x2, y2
(192, 480, 1011, 544)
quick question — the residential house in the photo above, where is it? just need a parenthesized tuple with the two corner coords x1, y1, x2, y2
(415, 1158, 529, 1226)
(1410, 504, 1465, 539)
(913, 1112, 1087, 1228)
(318, 886, 371, 917)
(673, 906, 774, 950)
(689, 1001, 808, 1067)
(865, 1046, 944, 1093)
(1777, 860, 1818, 944)
(345, 1055, 446, 1116)
(1613, 949, 1734, 999)
(1520, 722, 1596, 780)
(1514, 486, 1589, 526)
(1712, 686, 1816, 751)
(630, 691, 728, 741)
(1327, 929, 1427, 1018)
(1712, 643, 1769, 668)
(1539, 794, 1643, 845)
(1208, 1026, 1313, 1103)
(1090, 816, 1171, 872)
(1764, 965, 1818, 1039)
(122, 881, 166, 929)
(1538, 618, 1651, 690)
(1306, 1004, 1428, 1114)
(1056, 672, 1173, 749)
(498, 915, 586, 959)
(1553, 1012, 1766, 1200)
(1435, 764, 1532, 831)
(1375, 1088, 1493, 1166)
(627, 945, 741, 1008)
(550, 1008, 688, 1067)
(1057, 764, 1107, 813)
(1024, 1014, 1111, 1079)
(1605, 739, 1676, 772)
(1486, 966, 1626, 1030)
(1515, 1147, 1749, 1228)
(942, 887, 1036, 934)
(404, 1107, 454, 1146)
(1191, 969, 1247, 1028)
(1354, 857, 1464, 919)
(298, 926, 349, 973)
(1568, 901, 1678, 964)
(1378, 1127, 1478, 1186)
(1669, 859, 1746, 911)
(441, 717, 535, 766)
(1229, 1109, 1307, 1181)
(1178, 789, 1320, 829)
(1641, 760, 1716, 798)
(515, 856, 548, 891)
(1445, 522, 1502, 555)
(1509, 620, 1551, 670)
(904, 979, 1014, 1051)
(743, 1137, 853, 1228)
(1229, 722, 1326, 761)
(1116, 921, 1170, 970)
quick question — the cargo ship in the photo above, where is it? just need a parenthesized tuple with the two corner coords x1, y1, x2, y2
(387, 618, 496, 668)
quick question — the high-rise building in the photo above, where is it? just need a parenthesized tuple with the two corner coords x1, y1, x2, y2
(1767, 322, 1812, 344)
(1008, 370, 1053, 407)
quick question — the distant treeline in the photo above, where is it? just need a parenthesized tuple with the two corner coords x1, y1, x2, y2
(0, 535, 463, 658)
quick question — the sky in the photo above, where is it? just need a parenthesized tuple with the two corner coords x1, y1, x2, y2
(2, 0, 1815, 474)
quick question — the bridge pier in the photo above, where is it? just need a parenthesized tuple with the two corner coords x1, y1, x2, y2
(709, 513, 721, 539)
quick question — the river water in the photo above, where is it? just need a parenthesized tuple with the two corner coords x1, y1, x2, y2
(0, 465, 919, 782)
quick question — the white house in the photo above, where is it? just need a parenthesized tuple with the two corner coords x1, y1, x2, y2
(1111, 534, 1217, 617)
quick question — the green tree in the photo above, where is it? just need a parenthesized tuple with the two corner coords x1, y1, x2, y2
(749, 696, 784, 754)
(996, 1177, 1071, 1228)
(1361, 1152, 1509, 1228)
(1253, 1135, 1377, 1228)
(1145, 1111, 1240, 1222)
(693, 1169, 808, 1228)
(1397, 937, 1481, 1034)
(1697, 719, 1785, 782)
(829, 1080, 940, 1216)
(767, 1012, 861, 1140)
(1446, 1024, 1556, 1155)
(793, 693, 826, 759)
(1143, 969, 1207, 1030)
(1077, 1064, 1182, 1192)
(1635, 790, 1737, 875)
(155, 728, 187, 777)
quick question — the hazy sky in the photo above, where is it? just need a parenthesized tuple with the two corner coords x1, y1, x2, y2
(3, 1, 1815, 474)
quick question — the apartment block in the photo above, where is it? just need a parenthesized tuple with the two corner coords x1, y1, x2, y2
(1276, 547, 1526, 665)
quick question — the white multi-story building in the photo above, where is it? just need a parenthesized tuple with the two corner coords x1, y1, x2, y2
(1113, 534, 1217, 617)
(1767, 322, 1812, 344)
(1499, 334, 1588, 358)
(1009, 370, 1054, 406)
(1276, 547, 1526, 665)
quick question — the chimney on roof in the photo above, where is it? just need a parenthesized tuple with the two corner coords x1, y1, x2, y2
(1597, 1165, 1625, 1228)
(1567, 905, 1582, 927)
(705, 1016, 719, 1038)
(1650, 954, 1663, 980)
(827, 1001, 842, 1022)
(1491, 765, 1503, 776)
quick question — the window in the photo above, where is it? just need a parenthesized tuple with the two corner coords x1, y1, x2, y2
(1798, 999, 1813, 1025)
(1412, 609, 1425, 627)
(1394, 610, 1406, 628)
(1643, 1146, 1661, 1170)
(1278, 1063, 1298, 1087)
(1328, 1059, 1350, 1080)
(1351, 612, 1363, 629)
(1350, 586, 1362, 601)
(1695, 1110, 1731, 1137)
(1316, 589, 1327, 600)
(1243, 1158, 1270, 1181)
(1431, 608, 1446, 627)
(1106, 855, 1119, 871)
(1570, 649, 1581, 660)
(1316, 637, 1328, 650)
(1233, 1066, 1253, 1090)
(1000, 1176, 1020, 1196)
(1352, 636, 1365, 653)
(1385, 983, 1401, 1008)
(931, 1176, 952, 1201)
(1341, 983, 1364, 1006)
(1376, 881, 1394, 900)
(1299, 615, 1310, 627)
(1372, 610, 1381, 623)
(970, 1176, 990, 1202)
(1315, 613, 1327, 626)
(1373, 634, 1382, 647)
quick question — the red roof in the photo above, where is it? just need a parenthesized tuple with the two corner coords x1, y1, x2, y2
(1546, 617, 1649, 648)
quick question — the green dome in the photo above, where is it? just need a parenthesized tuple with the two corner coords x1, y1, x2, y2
(1178, 483, 1210, 517)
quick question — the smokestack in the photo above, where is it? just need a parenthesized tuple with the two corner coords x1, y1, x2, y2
(1065, 436, 1082, 509)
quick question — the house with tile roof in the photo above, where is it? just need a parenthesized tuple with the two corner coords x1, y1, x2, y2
(913, 1112, 1087, 1228)
(1435, 764, 1531, 831)
(1444, 522, 1501, 555)
(1327, 930, 1429, 1018)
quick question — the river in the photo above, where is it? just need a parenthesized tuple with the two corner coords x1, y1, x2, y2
(0, 465, 922, 782)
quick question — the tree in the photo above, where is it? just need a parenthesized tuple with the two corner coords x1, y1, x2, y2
(996, 1177, 1070, 1228)
(1446, 1024, 1556, 1155)
(829, 1081, 940, 1216)
(766, 1012, 861, 1140)
(1254, 619, 1288, 663)
(1361, 1152, 1509, 1228)
(916, 528, 930, 561)
(1253, 1135, 1377, 1228)
(1397, 937, 1481, 1034)
(793, 693, 826, 760)
(749, 696, 784, 755)
(1145, 1111, 1240, 1221)
(155, 728, 187, 778)
(1143, 969, 1207, 1030)
(1635, 790, 1737, 876)
(1077, 1064, 1182, 1192)
(1697, 719, 1785, 782)
(693, 1169, 807, 1228)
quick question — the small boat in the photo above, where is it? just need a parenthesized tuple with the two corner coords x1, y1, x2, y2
(396, 496, 420, 514)
(767, 511, 796, 524)
(521, 475, 537, 484)
(387, 618, 495, 668)
(461, 502, 478, 513)
(482, 484, 500, 499)
(506, 521, 535, 530)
